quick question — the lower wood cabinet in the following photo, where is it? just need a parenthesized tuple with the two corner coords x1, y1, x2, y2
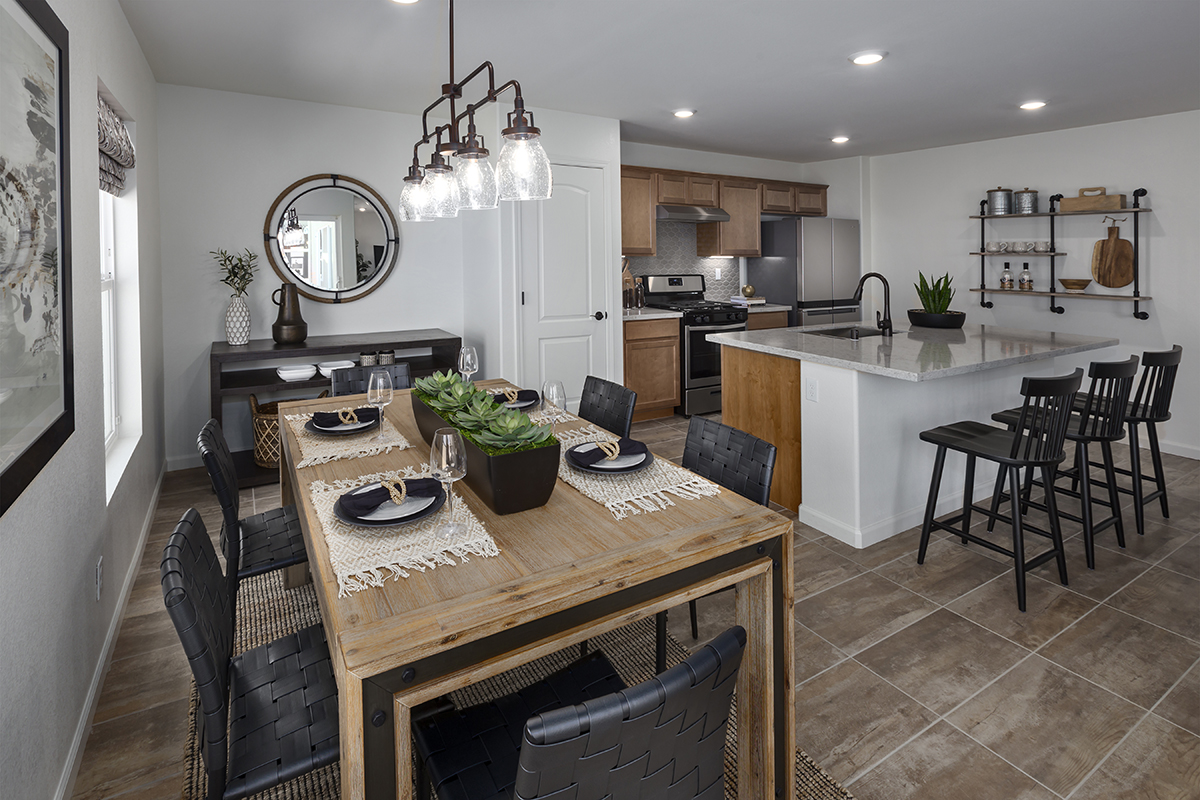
(623, 318, 680, 421)
(746, 310, 789, 330)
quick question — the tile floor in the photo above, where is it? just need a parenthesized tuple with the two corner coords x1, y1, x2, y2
(70, 415, 1199, 799)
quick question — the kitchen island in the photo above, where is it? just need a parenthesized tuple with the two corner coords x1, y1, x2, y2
(708, 323, 1118, 548)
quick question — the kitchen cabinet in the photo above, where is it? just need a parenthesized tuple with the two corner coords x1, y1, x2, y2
(696, 179, 761, 257)
(746, 310, 789, 330)
(620, 167, 656, 255)
(761, 182, 828, 216)
(658, 173, 719, 206)
(623, 318, 680, 421)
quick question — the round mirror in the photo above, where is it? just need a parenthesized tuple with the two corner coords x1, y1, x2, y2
(263, 174, 399, 303)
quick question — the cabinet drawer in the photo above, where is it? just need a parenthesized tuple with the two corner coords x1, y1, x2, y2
(624, 318, 680, 341)
(747, 310, 789, 330)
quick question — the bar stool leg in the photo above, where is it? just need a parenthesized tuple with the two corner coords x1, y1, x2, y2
(987, 465, 1006, 533)
(961, 455, 976, 544)
(1009, 465, 1028, 612)
(1101, 440, 1126, 549)
(1043, 464, 1069, 587)
(919, 447, 948, 563)
(1078, 441, 1096, 570)
(1147, 422, 1170, 518)
(1129, 423, 1146, 536)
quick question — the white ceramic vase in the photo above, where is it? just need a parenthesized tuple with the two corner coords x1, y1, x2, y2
(225, 295, 250, 345)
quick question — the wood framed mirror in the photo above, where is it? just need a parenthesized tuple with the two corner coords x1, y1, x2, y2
(263, 174, 399, 303)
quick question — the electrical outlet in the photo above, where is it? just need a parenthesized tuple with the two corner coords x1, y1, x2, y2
(715, 267, 722, 280)
(96, 556, 103, 601)
(805, 378, 819, 403)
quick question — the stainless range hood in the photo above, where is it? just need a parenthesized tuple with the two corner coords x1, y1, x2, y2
(655, 204, 731, 223)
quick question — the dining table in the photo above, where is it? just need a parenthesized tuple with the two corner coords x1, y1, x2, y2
(277, 379, 796, 800)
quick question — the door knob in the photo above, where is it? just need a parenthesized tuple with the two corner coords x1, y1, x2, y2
(593, 311, 607, 320)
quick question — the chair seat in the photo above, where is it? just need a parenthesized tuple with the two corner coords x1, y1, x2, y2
(920, 420, 1061, 466)
(1071, 392, 1170, 424)
(415, 652, 627, 800)
(991, 407, 1123, 444)
(225, 623, 340, 800)
(238, 504, 308, 579)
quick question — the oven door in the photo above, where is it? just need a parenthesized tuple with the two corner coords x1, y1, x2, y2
(683, 321, 747, 390)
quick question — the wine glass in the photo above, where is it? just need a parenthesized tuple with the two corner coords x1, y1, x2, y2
(366, 368, 393, 442)
(458, 346, 479, 383)
(541, 380, 567, 428)
(429, 428, 468, 538)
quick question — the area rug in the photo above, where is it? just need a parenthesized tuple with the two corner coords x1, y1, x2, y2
(183, 571, 854, 800)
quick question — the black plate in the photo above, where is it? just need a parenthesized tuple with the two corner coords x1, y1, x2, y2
(304, 417, 381, 437)
(565, 442, 655, 475)
(333, 481, 447, 528)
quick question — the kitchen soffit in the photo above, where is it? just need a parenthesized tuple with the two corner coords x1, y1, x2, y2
(118, 0, 1200, 163)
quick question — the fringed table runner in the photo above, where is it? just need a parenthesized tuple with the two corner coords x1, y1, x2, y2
(285, 412, 412, 468)
(556, 425, 721, 519)
(308, 465, 499, 596)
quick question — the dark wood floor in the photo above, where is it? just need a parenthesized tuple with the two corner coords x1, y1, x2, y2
(70, 420, 1199, 799)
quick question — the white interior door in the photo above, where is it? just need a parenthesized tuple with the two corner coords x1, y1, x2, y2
(518, 164, 610, 410)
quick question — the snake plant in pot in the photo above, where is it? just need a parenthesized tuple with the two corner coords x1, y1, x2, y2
(411, 371, 560, 514)
(908, 271, 966, 329)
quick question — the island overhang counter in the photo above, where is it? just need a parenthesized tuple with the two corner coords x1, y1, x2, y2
(708, 323, 1119, 548)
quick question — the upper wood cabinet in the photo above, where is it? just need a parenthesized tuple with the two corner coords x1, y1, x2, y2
(697, 179, 761, 257)
(761, 182, 828, 216)
(621, 167, 656, 256)
(657, 173, 719, 207)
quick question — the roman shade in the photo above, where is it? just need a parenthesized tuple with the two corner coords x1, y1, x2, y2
(98, 95, 134, 196)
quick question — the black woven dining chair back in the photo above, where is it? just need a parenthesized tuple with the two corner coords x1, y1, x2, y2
(1007, 370, 1083, 464)
(1075, 356, 1139, 441)
(161, 509, 235, 797)
(513, 626, 747, 800)
(1129, 344, 1182, 423)
(330, 362, 412, 396)
(682, 417, 777, 507)
(197, 419, 243, 572)
(578, 375, 637, 438)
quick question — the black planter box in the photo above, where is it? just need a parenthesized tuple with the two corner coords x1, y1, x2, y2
(907, 309, 967, 329)
(410, 393, 560, 515)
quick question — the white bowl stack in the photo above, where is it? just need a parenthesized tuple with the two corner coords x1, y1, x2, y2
(276, 364, 317, 382)
(318, 360, 355, 378)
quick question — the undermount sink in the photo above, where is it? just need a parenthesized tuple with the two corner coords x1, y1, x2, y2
(809, 326, 889, 340)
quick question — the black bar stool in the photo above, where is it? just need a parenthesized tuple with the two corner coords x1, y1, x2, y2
(917, 369, 1083, 611)
(989, 356, 1139, 569)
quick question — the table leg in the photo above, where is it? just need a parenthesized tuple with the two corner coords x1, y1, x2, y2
(736, 568, 774, 800)
(340, 670, 366, 800)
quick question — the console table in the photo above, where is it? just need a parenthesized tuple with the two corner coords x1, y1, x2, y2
(209, 328, 462, 486)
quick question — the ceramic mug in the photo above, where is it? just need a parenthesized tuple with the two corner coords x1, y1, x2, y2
(1010, 241, 1033, 253)
(985, 241, 1006, 253)
(1033, 241, 1051, 253)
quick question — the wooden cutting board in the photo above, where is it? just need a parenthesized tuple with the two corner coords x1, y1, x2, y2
(1091, 226, 1134, 288)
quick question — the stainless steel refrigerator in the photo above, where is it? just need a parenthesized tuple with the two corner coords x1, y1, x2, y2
(746, 218, 861, 326)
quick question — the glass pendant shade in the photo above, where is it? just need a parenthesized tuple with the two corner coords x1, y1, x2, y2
(399, 178, 435, 222)
(422, 167, 461, 218)
(454, 154, 498, 210)
(497, 136, 553, 201)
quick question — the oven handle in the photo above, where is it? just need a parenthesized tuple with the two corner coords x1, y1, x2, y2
(800, 306, 858, 317)
(686, 322, 748, 333)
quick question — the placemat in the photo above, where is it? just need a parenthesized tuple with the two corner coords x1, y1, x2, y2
(556, 425, 721, 519)
(284, 411, 412, 468)
(307, 465, 498, 596)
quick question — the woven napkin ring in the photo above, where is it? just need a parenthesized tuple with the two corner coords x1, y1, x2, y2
(382, 479, 408, 506)
(503, 387, 519, 403)
(596, 441, 621, 461)
(337, 408, 360, 425)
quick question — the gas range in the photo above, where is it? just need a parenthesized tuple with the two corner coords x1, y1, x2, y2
(643, 276, 747, 325)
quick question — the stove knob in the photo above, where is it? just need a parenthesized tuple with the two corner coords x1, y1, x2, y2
(737, 311, 746, 322)
(696, 314, 709, 324)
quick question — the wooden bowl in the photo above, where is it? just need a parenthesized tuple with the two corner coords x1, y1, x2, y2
(1058, 278, 1092, 294)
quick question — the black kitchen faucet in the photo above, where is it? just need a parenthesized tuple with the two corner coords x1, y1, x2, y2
(852, 272, 893, 338)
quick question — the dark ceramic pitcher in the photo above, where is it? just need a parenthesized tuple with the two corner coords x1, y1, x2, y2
(271, 283, 308, 344)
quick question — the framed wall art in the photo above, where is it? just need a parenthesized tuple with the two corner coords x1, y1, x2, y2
(1, 0, 73, 516)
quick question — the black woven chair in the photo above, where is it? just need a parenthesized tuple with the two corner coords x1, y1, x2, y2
(989, 356, 1139, 569)
(161, 509, 338, 800)
(197, 420, 308, 614)
(918, 369, 1083, 611)
(578, 375, 637, 438)
(679, 417, 777, 641)
(330, 362, 412, 396)
(414, 625, 746, 800)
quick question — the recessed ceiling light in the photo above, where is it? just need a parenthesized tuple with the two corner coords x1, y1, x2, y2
(391, 0, 419, 4)
(1020, 101, 1046, 110)
(673, 109, 695, 118)
(849, 51, 887, 66)
(831, 136, 849, 144)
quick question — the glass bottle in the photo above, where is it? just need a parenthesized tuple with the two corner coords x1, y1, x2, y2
(634, 278, 646, 309)
(1000, 262, 1014, 290)
(1019, 263, 1033, 292)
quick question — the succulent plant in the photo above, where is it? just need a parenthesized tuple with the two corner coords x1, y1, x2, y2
(914, 272, 956, 314)
(426, 381, 479, 413)
(473, 408, 553, 450)
(453, 393, 507, 431)
(414, 370, 462, 396)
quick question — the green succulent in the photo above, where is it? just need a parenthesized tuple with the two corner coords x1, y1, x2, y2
(914, 272, 956, 314)
(453, 393, 507, 431)
(414, 370, 462, 396)
(473, 408, 553, 449)
(426, 381, 479, 413)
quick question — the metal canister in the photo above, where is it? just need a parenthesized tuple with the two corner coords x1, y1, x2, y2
(1015, 188, 1038, 215)
(986, 187, 1013, 215)
(377, 351, 395, 365)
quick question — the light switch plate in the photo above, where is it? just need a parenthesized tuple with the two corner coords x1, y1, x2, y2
(715, 267, 722, 280)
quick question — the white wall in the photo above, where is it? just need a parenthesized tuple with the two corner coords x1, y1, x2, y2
(867, 111, 1200, 456)
(621, 140, 807, 183)
(157, 85, 466, 466)
(0, 1, 164, 797)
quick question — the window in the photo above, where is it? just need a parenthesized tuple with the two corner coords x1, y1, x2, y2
(99, 190, 119, 449)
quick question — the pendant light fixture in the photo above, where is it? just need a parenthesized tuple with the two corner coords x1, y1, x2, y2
(281, 207, 305, 247)
(397, 0, 551, 221)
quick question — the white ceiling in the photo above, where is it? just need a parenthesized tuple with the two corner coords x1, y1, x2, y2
(118, 0, 1200, 163)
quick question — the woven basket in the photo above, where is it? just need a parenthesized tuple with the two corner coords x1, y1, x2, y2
(250, 391, 327, 469)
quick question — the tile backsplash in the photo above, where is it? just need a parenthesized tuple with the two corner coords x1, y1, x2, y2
(625, 221, 741, 301)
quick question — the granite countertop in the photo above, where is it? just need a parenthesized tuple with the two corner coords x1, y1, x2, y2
(622, 308, 682, 321)
(708, 323, 1118, 382)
